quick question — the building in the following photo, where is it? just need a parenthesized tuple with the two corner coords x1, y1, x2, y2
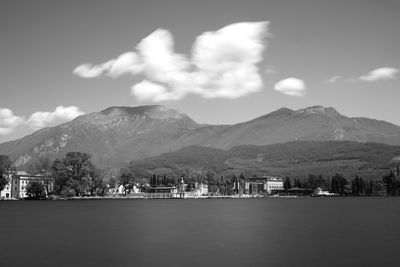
(313, 187, 334, 196)
(194, 182, 208, 196)
(0, 181, 12, 199)
(15, 171, 54, 198)
(1, 171, 54, 199)
(147, 186, 178, 193)
(0, 172, 17, 199)
(245, 176, 284, 195)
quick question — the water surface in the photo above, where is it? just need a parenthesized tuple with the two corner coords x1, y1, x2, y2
(1, 197, 399, 267)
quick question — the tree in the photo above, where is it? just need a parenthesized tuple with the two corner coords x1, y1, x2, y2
(232, 174, 239, 194)
(150, 174, 157, 186)
(284, 177, 291, 192)
(26, 181, 46, 199)
(306, 174, 318, 189)
(331, 173, 348, 195)
(0, 155, 12, 191)
(0, 175, 8, 192)
(119, 167, 136, 195)
(293, 178, 302, 188)
(382, 171, 399, 196)
(52, 152, 103, 197)
(316, 175, 330, 191)
(351, 176, 365, 195)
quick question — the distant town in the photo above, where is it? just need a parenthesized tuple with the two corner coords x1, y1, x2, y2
(1, 151, 400, 200)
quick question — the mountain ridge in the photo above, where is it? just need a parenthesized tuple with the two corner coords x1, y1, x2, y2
(130, 140, 400, 179)
(0, 105, 399, 169)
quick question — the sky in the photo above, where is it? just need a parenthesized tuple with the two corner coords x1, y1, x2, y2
(0, 0, 399, 143)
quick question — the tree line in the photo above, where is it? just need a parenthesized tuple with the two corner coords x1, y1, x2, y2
(283, 169, 400, 196)
(1, 151, 400, 198)
(0, 152, 107, 199)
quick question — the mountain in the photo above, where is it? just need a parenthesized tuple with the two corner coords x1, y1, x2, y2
(0, 105, 204, 168)
(201, 106, 400, 148)
(131, 141, 400, 180)
(0, 105, 400, 169)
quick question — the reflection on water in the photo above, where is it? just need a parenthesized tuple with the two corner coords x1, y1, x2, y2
(1, 198, 400, 267)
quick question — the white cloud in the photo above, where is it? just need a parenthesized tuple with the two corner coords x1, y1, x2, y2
(137, 29, 190, 83)
(325, 75, 342, 83)
(274, 78, 306, 96)
(131, 80, 177, 102)
(107, 52, 143, 78)
(73, 22, 269, 101)
(0, 108, 24, 135)
(0, 106, 85, 135)
(192, 22, 267, 99)
(73, 61, 114, 78)
(359, 67, 399, 82)
(27, 106, 84, 129)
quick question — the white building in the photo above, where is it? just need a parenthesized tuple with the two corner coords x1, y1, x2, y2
(0, 172, 20, 199)
(313, 187, 334, 196)
(245, 176, 284, 194)
(194, 182, 208, 196)
(16, 171, 54, 198)
(263, 177, 284, 194)
(0, 173, 14, 199)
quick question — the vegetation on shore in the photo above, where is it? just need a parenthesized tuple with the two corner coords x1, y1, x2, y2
(1, 148, 400, 199)
(130, 141, 400, 180)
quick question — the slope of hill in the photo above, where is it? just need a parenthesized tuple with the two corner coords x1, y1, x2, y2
(202, 106, 400, 148)
(131, 141, 400, 180)
(0, 105, 400, 169)
(0, 105, 207, 168)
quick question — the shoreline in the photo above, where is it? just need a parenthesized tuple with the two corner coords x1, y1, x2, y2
(2, 194, 393, 201)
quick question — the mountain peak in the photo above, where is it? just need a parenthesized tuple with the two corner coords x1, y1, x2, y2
(295, 106, 340, 116)
(254, 107, 294, 121)
(100, 105, 187, 120)
(2, 104, 400, 170)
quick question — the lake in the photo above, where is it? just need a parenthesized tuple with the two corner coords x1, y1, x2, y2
(1, 197, 400, 267)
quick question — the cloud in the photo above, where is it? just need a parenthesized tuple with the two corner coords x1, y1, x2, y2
(0, 108, 24, 135)
(325, 75, 342, 83)
(0, 106, 84, 135)
(27, 106, 84, 129)
(274, 78, 306, 96)
(192, 22, 267, 99)
(73, 61, 114, 78)
(131, 80, 178, 102)
(359, 67, 399, 82)
(74, 22, 269, 101)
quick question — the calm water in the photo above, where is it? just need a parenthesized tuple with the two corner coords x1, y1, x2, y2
(1, 198, 400, 267)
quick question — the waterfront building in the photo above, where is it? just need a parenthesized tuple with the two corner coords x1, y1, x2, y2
(111, 183, 141, 195)
(245, 176, 284, 195)
(147, 186, 178, 193)
(194, 182, 208, 196)
(0, 181, 12, 199)
(313, 187, 334, 196)
(117, 184, 124, 194)
(0, 172, 16, 199)
(15, 171, 54, 198)
(1, 171, 54, 199)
